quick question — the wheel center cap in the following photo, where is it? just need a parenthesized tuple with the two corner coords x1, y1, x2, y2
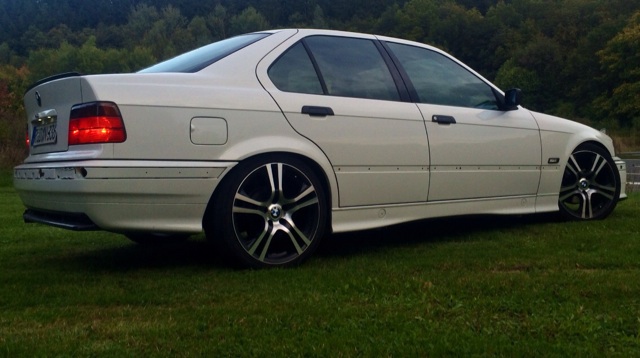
(268, 204, 283, 220)
(579, 178, 590, 190)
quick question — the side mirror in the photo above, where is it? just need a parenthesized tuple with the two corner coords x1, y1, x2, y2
(503, 88, 522, 110)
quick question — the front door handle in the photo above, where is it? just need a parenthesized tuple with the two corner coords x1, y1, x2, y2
(302, 106, 334, 117)
(432, 115, 456, 125)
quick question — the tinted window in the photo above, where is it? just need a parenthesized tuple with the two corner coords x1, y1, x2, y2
(139, 33, 270, 73)
(269, 36, 400, 101)
(387, 42, 498, 109)
(306, 36, 400, 101)
(268, 42, 323, 95)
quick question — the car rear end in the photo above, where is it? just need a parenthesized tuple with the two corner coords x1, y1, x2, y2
(13, 30, 301, 237)
(14, 73, 229, 235)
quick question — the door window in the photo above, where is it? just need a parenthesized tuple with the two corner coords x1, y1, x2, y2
(268, 42, 323, 95)
(269, 36, 401, 101)
(387, 42, 499, 110)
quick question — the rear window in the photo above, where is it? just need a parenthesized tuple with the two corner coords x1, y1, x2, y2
(139, 33, 271, 73)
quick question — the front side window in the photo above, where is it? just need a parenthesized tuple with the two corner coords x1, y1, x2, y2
(387, 42, 499, 110)
(268, 36, 401, 101)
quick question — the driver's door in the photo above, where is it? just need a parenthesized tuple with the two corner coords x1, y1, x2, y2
(385, 41, 542, 201)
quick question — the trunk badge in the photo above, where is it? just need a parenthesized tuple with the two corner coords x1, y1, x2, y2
(35, 91, 42, 107)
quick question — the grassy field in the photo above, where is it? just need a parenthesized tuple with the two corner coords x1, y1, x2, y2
(1, 171, 640, 357)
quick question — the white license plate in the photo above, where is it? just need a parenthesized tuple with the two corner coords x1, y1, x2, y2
(31, 122, 58, 147)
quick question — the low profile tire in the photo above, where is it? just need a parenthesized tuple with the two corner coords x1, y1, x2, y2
(559, 143, 620, 220)
(207, 156, 328, 268)
(125, 233, 189, 245)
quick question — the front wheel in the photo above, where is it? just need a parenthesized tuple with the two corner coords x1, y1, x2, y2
(558, 143, 620, 220)
(207, 156, 327, 268)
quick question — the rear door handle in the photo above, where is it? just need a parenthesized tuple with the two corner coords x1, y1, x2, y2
(301, 106, 334, 117)
(432, 115, 456, 125)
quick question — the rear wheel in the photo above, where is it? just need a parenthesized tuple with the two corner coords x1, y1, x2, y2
(559, 143, 620, 220)
(207, 156, 327, 268)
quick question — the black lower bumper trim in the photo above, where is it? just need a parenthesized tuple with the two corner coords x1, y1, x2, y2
(23, 209, 99, 231)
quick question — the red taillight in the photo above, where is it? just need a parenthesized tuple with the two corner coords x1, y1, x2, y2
(68, 102, 126, 145)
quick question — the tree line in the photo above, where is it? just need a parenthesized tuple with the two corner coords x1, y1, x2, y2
(1, 0, 640, 166)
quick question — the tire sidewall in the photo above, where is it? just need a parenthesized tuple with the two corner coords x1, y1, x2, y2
(559, 143, 620, 221)
(209, 155, 327, 268)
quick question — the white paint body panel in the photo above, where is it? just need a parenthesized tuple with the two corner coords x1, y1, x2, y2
(421, 104, 541, 201)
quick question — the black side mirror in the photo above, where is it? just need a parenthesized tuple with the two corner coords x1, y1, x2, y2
(502, 88, 522, 111)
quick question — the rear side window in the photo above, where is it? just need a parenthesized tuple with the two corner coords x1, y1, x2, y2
(268, 42, 323, 95)
(268, 36, 400, 101)
(140, 33, 270, 73)
(386, 42, 499, 110)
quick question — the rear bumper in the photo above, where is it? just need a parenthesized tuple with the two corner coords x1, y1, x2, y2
(13, 160, 235, 234)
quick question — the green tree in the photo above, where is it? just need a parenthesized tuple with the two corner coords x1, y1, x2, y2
(145, 6, 191, 59)
(0, 64, 29, 167)
(229, 7, 270, 36)
(207, 4, 229, 40)
(188, 16, 213, 47)
(26, 37, 155, 82)
(391, 0, 439, 42)
(0, 43, 13, 65)
(494, 58, 542, 109)
(429, 3, 489, 71)
(123, 3, 160, 50)
(594, 12, 640, 128)
(311, 5, 328, 29)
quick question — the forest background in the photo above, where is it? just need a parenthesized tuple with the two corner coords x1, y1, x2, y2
(1, 0, 639, 168)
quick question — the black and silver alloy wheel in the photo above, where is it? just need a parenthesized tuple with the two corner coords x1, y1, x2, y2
(559, 143, 620, 220)
(209, 156, 327, 268)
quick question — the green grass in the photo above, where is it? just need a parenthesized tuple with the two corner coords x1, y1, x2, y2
(2, 171, 640, 356)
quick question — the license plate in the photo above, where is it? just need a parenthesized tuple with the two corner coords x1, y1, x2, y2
(31, 122, 58, 147)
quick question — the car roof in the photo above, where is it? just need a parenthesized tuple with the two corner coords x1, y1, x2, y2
(258, 28, 446, 55)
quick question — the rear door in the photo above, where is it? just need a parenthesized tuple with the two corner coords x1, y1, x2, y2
(257, 33, 429, 207)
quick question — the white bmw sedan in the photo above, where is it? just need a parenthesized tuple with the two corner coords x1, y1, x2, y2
(14, 29, 627, 268)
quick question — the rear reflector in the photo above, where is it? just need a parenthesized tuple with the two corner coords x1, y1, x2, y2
(69, 102, 126, 145)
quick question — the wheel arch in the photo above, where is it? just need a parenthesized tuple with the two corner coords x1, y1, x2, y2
(556, 136, 616, 176)
(202, 150, 335, 234)
(557, 139, 617, 188)
(572, 140, 613, 157)
(537, 130, 618, 210)
(566, 139, 621, 190)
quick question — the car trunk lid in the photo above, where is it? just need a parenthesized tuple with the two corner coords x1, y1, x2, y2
(24, 73, 83, 155)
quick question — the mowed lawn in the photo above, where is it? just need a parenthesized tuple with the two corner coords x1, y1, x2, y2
(1, 171, 640, 356)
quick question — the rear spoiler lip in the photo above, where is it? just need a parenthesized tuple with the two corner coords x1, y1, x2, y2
(25, 72, 82, 94)
(23, 209, 99, 231)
